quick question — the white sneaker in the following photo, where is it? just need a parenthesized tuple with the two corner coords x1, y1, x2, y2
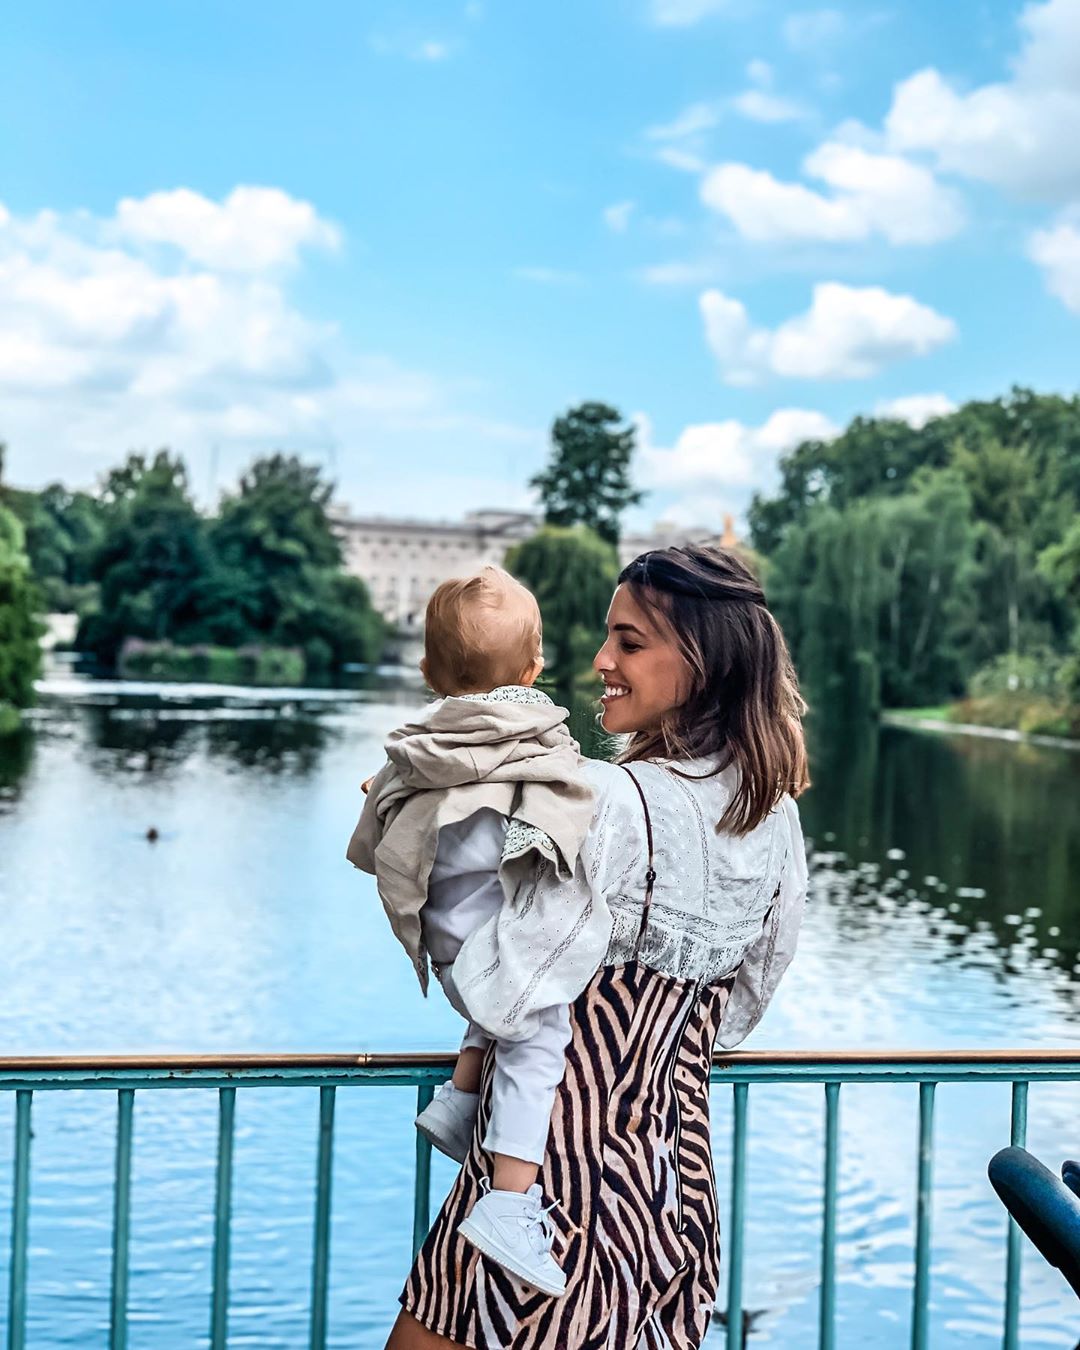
(415, 1082, 479, 1164)
(457, 1182, 567, 1298)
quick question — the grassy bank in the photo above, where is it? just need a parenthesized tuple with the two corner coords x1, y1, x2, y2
(118, 639, 306, 687)
(886, 695, 1080, 741)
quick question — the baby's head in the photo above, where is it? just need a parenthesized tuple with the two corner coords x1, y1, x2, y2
(422, 566, 544, 697)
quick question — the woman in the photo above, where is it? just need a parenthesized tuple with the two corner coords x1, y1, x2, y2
(387, 544, 810, 1350)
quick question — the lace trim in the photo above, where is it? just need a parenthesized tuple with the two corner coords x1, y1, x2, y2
(459, 685, 552, 707)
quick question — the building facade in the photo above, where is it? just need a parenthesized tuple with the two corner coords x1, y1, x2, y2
(334, 507, 732, 630)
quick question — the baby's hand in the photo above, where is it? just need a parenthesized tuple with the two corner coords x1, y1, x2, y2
(361, 774, 375, 795)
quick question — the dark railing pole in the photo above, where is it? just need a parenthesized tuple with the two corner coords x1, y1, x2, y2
(413, 1085, 435, 1257)
(7, 1089, 32, 1350)
(1002, 1080, 1029, 1349)
(210, 1086, 236, 1350)
(820, 1082, 840, 1350)
(309, 1085, 336, 1350)
(912, 1081, 936, 1350)
(726, 1081, 749, 1350)
(110, 1089, 134, 1350)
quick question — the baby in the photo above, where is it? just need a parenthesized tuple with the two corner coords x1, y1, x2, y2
(347, 566, 595, 1297)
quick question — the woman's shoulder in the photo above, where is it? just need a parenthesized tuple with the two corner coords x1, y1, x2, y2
(581, 758, 644, 818)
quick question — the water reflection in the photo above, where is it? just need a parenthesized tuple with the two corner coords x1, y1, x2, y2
(2, 685, 1080, 1346)
(0, 724, 33, 803)
(803, 719, 1080, 980)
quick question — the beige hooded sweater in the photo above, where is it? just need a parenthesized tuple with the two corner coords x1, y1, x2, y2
(346, 685, 596, 995)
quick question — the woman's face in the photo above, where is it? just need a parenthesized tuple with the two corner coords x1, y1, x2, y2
(593, 584, 692, 734)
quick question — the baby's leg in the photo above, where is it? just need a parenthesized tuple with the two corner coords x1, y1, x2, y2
(485, 1004, 573, 1190)
(452, 1022, 491, 1094)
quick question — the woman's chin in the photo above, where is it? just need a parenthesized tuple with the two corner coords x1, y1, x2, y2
(599, 701, 631, 733)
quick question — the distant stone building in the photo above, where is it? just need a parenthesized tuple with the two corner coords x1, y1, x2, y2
(333, 507, 733, 630)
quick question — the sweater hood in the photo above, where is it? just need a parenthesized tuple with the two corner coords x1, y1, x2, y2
(385, 686, 571, 790)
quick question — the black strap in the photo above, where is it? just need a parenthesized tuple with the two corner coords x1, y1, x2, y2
(620, 765, 657, 957)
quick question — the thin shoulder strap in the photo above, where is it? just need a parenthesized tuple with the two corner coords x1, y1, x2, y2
(620, 765, 657, 957)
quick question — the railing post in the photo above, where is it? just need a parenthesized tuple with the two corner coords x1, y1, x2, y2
(210, 1086, 236, 1350)
(309, 1085, 336, 1350)
(1003, 1080, 1028, 1350)
(110, 1089, 134, 1350)
(726, 1082, 749, 1350)
(7, 1090, 32, 1350)
(912, 1081, 936, 1350)
(412, 1085, 434, 1258)
(820, 1082, 840, 1350)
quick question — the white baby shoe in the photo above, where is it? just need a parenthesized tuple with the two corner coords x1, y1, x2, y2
(414, 1082, 479, 1164)
(457, 1182, 566, 1298)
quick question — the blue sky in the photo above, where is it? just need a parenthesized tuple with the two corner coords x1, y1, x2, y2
(3, 0, 1080, 532)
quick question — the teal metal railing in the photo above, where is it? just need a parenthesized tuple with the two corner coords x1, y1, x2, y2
(2, 1048, 1079, 1349)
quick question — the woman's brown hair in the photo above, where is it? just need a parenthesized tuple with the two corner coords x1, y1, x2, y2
(616, 543, 809, 834)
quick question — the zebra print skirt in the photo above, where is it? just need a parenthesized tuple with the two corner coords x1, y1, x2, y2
(401, 961, 736, 1349)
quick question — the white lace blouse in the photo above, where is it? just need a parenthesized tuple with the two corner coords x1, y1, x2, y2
(451, 754, 808, 1051)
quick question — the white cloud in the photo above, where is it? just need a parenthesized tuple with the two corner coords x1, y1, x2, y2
(874, 393, 957, 428)
(745, 58, 773, 86)
(370, 33, 455, 62)
(603, 200, 635, 233)
(412, 40, 451, 61)
(700, 281, 957, 383)
(783, 9, 845, 51)
(0, 189, 533, 499)
(512, 266, 584, 285)
(733, 57, 808, 123)
(645, 101, 722, 172)
(637, 259, 725, 286)
(117, 186, 340, 271)
(639, 408, 839, 488)
(648, 0, 731, 25)
(884, 0, 1080, 201)
(1029, 214, 1080, 311)
(700, 142, 964, 244)
(732, 90, 807, 124)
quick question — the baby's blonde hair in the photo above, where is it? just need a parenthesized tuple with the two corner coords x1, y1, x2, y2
(423, 565, 543, 696)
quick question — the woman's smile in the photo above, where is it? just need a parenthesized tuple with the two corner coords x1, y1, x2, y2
(599, 680, 631, 705)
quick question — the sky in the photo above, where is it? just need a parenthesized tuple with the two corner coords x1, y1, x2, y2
(3, 0, 1080, 533)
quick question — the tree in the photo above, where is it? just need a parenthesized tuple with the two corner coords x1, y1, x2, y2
(530, 402, 642, 546)
(505, 525, 620, 690)
(768, 470, 978, 716)
(76, 451, 208, 664)
(0, 482, 43, 722)
(203, 453, 383, 669)
(4, 483, 105, 612)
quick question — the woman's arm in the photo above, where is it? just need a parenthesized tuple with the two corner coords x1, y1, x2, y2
(450, 762, 643, 1042)
(715, 796, 808, 1050)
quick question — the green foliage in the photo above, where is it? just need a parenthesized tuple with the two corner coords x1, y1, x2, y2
(197, 453, 383, 668)
(505, 525, 620, 691)
(753, 388, 1080, 717)
(530, 402, 642, 546)
(769, 470, 978, 715)
(62, 448, 383, 676)
(3, 481, 105, 611)
(0, 503, 43, 714)
(77, 452, 208, 664)
(118, 639, 305, 686)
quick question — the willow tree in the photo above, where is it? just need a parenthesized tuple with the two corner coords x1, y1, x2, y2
(769, 470, 978, 716)
(0, 496, 42, 729)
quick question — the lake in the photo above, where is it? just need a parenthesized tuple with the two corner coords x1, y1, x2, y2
(1, 680, 1079, 1348)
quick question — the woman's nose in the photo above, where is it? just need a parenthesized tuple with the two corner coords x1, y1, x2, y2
(594, 641, 615, 674)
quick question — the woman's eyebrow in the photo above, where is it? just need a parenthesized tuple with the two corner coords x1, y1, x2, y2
(611, 622, 646, 636)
